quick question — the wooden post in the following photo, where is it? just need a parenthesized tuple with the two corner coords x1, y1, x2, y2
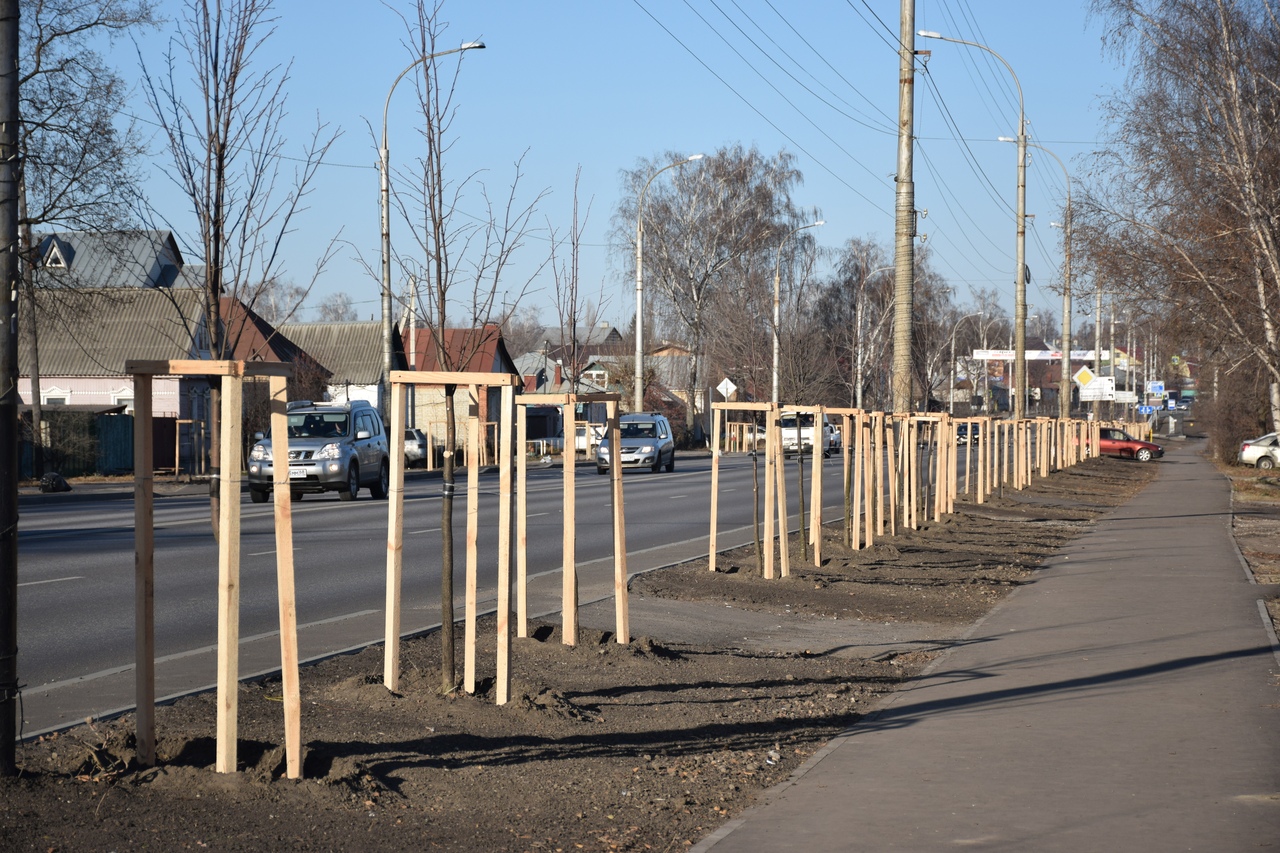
(561, 401, 578, 645)
(608, 401, 629, 643)
(873, 413, 884, 537)
(132, 374, 155, 767)
(496, 385, 515, 705)
(763, 406, 776, 580)
(464, 388, 480, 693)
(842, 414, 853, 548)
(215, 374, 243, 775)
(709, 406, 722, 572)
(886, 416, 899, 537)
(516, 404, 529, 638)
(774, 413, 790, 578)
(268, 374, 301, 779)
(384, 381, 407, 691)
(809, 407, 824, 567)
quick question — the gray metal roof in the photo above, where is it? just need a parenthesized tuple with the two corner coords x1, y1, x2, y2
(35, 230, 184, 289)
(277, 322, 387, 386)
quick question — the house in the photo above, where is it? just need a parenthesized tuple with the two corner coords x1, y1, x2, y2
(35, 230, 185, 290)
(276, 321, 405, 408)
(401, 324, 520, 449)
(19, 287, 324, 475)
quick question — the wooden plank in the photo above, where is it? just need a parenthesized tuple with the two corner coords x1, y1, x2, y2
(709, 407, 722, 572)
(391, 370, 520, 387)
(464, 387, 480, 693)
(841, 414, 853, 548)
(215, 376, 244, 774)
(711, 401, 774, 412)
(562, 402, 578, 645)
(496, 385, 515, 705)
(384, 382, 407, 691)
(775, 414, 790, 579)
(516, 405, 529, 638)
(809, 407, 823, 566)
(763, 407, 776, 580)
(608, 400, 629, 644)
(268, 374, 302, 779)
(132, 375, 155, 767)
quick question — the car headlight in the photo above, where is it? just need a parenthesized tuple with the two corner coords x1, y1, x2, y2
(598, 445, 610, 458)
(638, 444, 654, 453)
(250, 444, 271, 462)
(314, 442, 341, 460)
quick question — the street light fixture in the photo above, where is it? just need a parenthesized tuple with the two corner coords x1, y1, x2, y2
(919, 30, 1028, 420)
(379, 41, 485, 418)
(634, 153, 704, 413)
(772, 220, 825, 403)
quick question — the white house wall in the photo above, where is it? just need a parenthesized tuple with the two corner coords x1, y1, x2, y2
(20, 376, 182, 417)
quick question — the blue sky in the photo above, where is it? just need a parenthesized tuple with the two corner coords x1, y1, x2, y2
(124, 1, 1125, 332)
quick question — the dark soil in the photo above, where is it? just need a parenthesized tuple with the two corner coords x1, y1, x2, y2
(0, 457, 1159, 852)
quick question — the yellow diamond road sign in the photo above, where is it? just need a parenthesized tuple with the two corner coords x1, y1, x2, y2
(1073, 366, 1096, 387)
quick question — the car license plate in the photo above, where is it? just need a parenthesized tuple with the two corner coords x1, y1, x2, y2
(289, 467, 307, 479)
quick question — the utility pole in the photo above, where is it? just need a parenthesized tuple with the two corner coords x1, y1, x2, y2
(0, 0, 19, 777)
(891, 0, 917, 414)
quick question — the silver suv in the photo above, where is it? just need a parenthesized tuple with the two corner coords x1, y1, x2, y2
(595, 412, 676, 474)
(247, 400, 390, 502)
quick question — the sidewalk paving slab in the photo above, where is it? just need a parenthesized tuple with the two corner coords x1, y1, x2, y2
(695, 441, 1280, 852)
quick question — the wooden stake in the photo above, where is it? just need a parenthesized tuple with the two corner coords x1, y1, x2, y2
(809, 407, 824, 566)
(709, 406, 722, 572)
(132, 374, 155, 767)
(215, 375, 243, 775)
(464, 388, 480, 693)
(608, 401, 629, 643)
(268, 374, 301, 779)
(496, 385, 515, 705)
(561, 402, 578, 645)
(774, 412, 790, 578)
(763, 406, 776, 580)
(384, 381, 407, 691)
(516, 405, 529, 638)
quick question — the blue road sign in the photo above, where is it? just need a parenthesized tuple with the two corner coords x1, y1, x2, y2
(1138, 405, 1155, 415)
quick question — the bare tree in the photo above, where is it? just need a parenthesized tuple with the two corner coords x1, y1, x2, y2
(315, 291, 358, 322)
(18, 0, 159, 476)
(140, 0, 339, 535)
(812, 237, 892, 409)
(548, 167, 612, 392)
(390, 1, 546, 692)
(615, 144, 803, 433)
(497, 303, 545, 359)
(1080, 0, 1280, 427)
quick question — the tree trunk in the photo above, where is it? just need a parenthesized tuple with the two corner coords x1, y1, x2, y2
(440, 384, 457, 693)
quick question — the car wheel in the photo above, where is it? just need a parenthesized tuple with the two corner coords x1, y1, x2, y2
(1136, 448, 1153, 463)
(1259, 456, 1276, 470)
(249, 488, 269, 504)
(339, 464, 359, 501)
(665, 452, 675, 472)
(290, 491, 303, 502)
(371, 459, 389, 499)
(596, 465, 608, 475)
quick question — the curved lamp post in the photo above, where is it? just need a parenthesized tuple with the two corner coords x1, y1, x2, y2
(634, 154, 703, 412)
(379, 41, 485, 417)
(919, 30, 1027, 420)
(772, 220, 824, 403)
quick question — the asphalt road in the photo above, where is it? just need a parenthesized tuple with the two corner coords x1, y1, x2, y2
(16, 452, 860, 697)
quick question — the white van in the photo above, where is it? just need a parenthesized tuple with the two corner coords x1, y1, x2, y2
(779, 411, 837, 457)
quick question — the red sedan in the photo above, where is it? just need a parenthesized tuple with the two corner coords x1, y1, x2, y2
(1098, 427, 1164, 462)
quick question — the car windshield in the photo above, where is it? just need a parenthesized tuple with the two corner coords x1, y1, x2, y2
(780, 413, 814, 429)
(621, 422, 657, 439)
(288, 413, 349, 439)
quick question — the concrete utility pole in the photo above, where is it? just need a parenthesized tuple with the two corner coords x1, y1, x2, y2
(0, 0, 19, 777)
(891, 0, 916, 414)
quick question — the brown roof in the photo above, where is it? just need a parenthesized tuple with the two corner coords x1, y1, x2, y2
(402, 324, 517, 374)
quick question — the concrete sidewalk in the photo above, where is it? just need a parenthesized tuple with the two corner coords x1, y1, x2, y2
(695, 440, 1280, 852)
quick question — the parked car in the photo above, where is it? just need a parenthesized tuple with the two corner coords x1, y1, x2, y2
(595, 413, 675, 474)
(247, 399, 391, 502)
(956, 423, 982, 445)
(404, 427, 428, 468)
(1098, 427, 1164, 462)
(779, 411, 837, 457)
(1238, 432, 1280, 469)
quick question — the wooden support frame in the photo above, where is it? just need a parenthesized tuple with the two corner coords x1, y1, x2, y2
(128, 359, 300, 778)
(513, 393, 627, 647)
(383, 371, 519, 702)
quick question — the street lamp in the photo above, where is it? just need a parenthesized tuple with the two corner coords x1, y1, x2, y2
(919, 30, 1028, 420)
(380, 41, 485, 418)
(634, 153, 704, 413)
(772, 220, 825, 403)
(949, 312, 984, 414)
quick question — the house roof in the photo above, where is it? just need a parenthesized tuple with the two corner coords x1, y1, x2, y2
(34, 230, 185, 289)
(277, 321, 399, 386)
(403, 324, 517, 375)
(19, 287, 322, 378)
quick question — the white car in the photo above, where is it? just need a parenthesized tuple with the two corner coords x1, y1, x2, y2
(1239, 433, 1280, 469)
(596, 413, 676, 474)
(779, 412, 837, 457)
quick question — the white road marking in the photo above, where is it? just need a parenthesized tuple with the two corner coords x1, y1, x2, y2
(18, 576, 83, 588)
